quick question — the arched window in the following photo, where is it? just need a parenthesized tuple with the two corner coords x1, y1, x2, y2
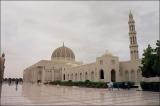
(100, 69, 104, 79)
(37, 71, 42, 82)
(75, 73, 77, 81)
(111, 69, 116, 82)
(134, 50, 137, 59)
(91, 71, 94, 81)
(85, 72, 88, 80)
(80, 73, 82, 81)
(71, 74, 73, 80)
(68, 74, 69, 80)
(132, 37, 134, 44)
(130, 26, 132, 31)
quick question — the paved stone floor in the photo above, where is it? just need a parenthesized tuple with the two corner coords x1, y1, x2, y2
(1, 83, 160, 105)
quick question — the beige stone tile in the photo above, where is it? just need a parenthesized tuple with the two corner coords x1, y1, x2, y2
(1, 83, 159, 105)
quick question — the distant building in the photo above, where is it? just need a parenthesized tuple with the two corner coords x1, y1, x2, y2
(23, 12, 142, 83)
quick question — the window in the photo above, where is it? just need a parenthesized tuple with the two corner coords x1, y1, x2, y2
(85, 72, 88, 80)
(75, 73, 77, 81)
(68, 74, 69, 80)
(71, 74, 73, 80)
(100, 60, 103, 65)
(80, 73, 82, 80)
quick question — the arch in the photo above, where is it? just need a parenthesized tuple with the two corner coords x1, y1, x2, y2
(80, 73, 82, 81)
(100, 69, 104, 79)
(91, 71, 94, 81)
(75, 73, 77, 81)
(134, 50, 136, 59)
(68, 74, 69, 80)
(125, 70, 129, 81)
(63, 74, 65, 80)
(132, 36, 135, 44)
(37, 70, 42, 82)
(131, 70, 135, 81)
(111, 69, 116, 82)
(71, 73, 73, 80)
(85, 72, 88, 80)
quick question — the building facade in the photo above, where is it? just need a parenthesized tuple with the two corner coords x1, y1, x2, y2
(23, 12, 142, 83)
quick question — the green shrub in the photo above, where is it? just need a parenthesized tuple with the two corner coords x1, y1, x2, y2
(49, 81, 138, 89)
(140, 82, 160, 92)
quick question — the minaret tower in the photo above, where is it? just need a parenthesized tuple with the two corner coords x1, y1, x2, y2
(128, 11, 139, 61)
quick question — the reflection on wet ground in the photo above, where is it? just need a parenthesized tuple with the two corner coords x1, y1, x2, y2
(1, 83, 159, 105)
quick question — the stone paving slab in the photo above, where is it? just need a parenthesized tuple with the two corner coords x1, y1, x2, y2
(1, 83, 160, 105)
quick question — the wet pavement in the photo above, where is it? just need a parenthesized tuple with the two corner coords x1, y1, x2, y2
(1, 83, 159, 105)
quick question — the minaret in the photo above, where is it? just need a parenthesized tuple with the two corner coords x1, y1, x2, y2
(128, 11, 139, 61)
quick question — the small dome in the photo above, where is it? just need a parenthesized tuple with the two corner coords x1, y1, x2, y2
(51, 44, 75, 61)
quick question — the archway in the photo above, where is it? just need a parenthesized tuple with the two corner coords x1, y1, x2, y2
(125, 70, 129, 81)
(80, 73, 82, 81)
(111, 69, 116, 82)
(91, 71, 94, 81)
(37, 70, 42, 83)
(85, 72, 88, 80)
(75, 73, 77, 81)
(71, 74, 73, 80)
(100, 69, 104, 79)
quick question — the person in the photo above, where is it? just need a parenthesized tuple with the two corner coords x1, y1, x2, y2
(124, 82, 128, 89)
(107, 82, 111, 91)
(37, 80, 41, 85)
(8, 78, 12, 86)
(125, 82, 130, 90)
(127, 82, 130, 90)
(110, 81, 113, 91)
(15, 79, 19, 91)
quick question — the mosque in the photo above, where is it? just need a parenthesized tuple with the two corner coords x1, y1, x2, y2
(23, 12, 142, 84)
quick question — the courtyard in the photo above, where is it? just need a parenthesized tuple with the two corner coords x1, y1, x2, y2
(1, 83, 159, 105)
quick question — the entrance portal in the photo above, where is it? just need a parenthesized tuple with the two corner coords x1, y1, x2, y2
(111, 69, 116, 82)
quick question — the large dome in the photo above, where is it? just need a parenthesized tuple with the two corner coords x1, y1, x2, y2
(51, 44, 75, 61)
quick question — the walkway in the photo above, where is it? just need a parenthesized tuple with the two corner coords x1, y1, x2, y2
(1, 83, 159, 105)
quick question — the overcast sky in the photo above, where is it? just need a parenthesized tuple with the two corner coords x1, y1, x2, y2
(1, 1, 159, 78)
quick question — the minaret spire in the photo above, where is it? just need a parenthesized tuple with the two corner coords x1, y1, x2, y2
(128, 11, 139, 61)
(129, 10, 133, 19)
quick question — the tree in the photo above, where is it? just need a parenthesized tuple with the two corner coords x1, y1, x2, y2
(152, 40, 160, 77)
(140, 45, 155, 77)
(140, 40, 160, 78)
